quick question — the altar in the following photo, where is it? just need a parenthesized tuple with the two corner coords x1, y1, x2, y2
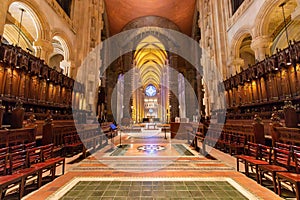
(146, 123, 157, 130)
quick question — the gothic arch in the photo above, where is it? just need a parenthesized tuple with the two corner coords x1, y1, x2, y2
(51, 30, 73, 61)
(230, 27, 253, 59)
(254, 0, 297, 38)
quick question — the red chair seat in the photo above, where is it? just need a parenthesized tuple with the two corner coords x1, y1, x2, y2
(247, 159, 269, 165)
(277, 172, 300, 182)
(16, 167, 37, 175)
(236, 155, 255, 160)
(259, 165, 287, 172)
(0, 174, 22, 185)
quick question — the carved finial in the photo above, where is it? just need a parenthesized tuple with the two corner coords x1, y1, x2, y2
(253, 114, 262, 124)
(271, 112, 281, 123)
(283, 100, 295, 110)
(15, 98, 23, 109)
(27, 114, 36, 125)
(44, 110, 53, 124)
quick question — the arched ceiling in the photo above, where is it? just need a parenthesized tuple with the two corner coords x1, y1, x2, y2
(267, 1, 297, 39)
(104, 0, 196, 36)
(134, 35, 167, 88)
(8, 2, 39, 41)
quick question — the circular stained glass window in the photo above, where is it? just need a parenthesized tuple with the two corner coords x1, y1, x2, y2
(145, 85, 157, 97)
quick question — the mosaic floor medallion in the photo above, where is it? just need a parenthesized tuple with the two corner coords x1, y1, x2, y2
(137, 145, 166, 152)
(108, 144, 195, 157)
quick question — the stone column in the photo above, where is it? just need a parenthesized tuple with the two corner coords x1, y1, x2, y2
(68, 60, 77, 78)
(251, 36, 271, 61)
(0, 1, 9, 36)
(122, 54, 133, 119)
(33, 39, 54, 63)
(230, 58, 244, 74)
(169, 54, 179, 122)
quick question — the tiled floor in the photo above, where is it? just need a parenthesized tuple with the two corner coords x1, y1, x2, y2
(59, 180, 248, 200)
(23, 131, 284, 200)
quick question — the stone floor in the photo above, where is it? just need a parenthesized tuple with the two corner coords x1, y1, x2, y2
(23, 131, 285, 200)
(58, 179, 249, 200)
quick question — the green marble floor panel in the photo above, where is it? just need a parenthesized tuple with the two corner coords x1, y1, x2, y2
(59, 181, 248, 200)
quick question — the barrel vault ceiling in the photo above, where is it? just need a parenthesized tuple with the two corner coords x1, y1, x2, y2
(104, 0, 197, 36)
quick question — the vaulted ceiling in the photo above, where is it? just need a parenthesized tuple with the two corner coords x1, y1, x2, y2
(134, 35, 167, 88)
(104, 0, 197, 36)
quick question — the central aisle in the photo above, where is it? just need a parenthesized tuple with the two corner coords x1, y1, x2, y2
(25, 131, 282, 200)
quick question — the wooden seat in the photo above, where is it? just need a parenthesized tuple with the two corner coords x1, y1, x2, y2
(258, 148, 291, 193)
(275, 142, 291, 151)
(40, 144, 65, 178)
(0, 150, 36, 199)
(236, 142, 259, 172)
(0, 154, 7, 176)
(277, 152, 300, 199)
(236, 143, 271, 182)
(26, 147, 44, 187)
(0, 148, 9, 157)
(245, 144, 272, 182)
(25, 141, 36, 150)
(63, 135, 83, 157)
(9, 144, 24, 153)
(228, 135, 245, 155)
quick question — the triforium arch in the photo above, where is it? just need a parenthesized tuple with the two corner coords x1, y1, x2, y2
(230, 27, 253, 60)
(49, 30, 73, 76)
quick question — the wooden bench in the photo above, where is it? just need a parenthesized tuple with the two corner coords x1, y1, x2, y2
(0, 128, 36, 148)
(277, 152, 300, 199)
(272, 126, 300, 146)
(42, 121, 112, 157)
(0, 144, 65, 199)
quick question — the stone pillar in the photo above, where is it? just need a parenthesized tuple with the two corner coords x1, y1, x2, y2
(0, 1, 9, 36)
(122, 54, 133, 119)
(251, 36, 271, 61)
(230, 58, 244, 74)
(68, 60, 77, 78)
(33, 39, 54, 63)
(169, 54, 179, 122)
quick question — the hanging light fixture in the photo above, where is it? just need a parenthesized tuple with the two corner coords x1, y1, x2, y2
(279, 2, 289, 46)
(279, 2, 292, 66)
(17, 8, 25, 46)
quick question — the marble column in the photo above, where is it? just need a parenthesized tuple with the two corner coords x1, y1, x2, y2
(0, 1, 9, 37)
(251, 36, 271, 61)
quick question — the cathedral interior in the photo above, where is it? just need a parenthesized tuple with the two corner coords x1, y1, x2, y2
(0, 0, 300, 199)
